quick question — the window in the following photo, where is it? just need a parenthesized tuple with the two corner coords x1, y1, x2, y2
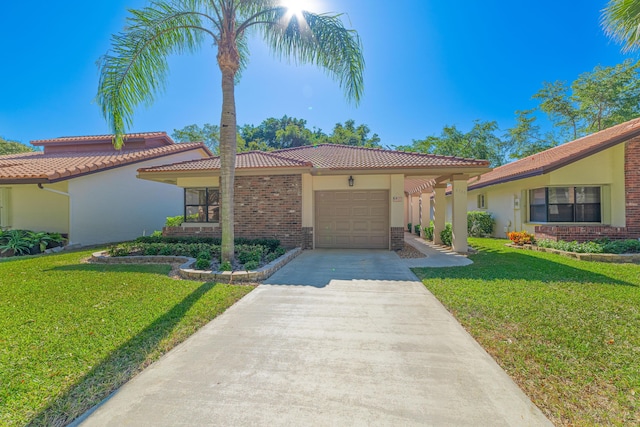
(477, 194, 487, 209)
(184, 188, 219, 223)
(528, 187, 601, 223)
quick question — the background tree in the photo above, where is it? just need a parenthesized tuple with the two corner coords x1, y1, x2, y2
(532, 81, 581, 140)
(172, 123, 220, 154)
(323, 120, 381, 147)
(0, 137, 33, 155)
(504, 110, 558, 159)
(532, 59, 640, 141)
(97, 1, 364, 262)
(602, 0, 640, 52)
(395, 121, 505, 167)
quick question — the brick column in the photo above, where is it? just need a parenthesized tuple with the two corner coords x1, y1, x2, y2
(625, 138, 640, 237)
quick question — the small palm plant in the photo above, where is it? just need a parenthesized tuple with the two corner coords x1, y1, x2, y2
(27, 231, 66, 253)
(0, 230, 33, 255)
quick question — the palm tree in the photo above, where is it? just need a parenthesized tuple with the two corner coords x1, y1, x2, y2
(602, 0, 640, 52)
(97, 0, 364, 262)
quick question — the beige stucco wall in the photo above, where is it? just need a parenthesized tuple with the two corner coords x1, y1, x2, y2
(302, 174, 405, 229)
(176, 176, 220, 188)
(462, 144, 626, 238)
(0, 182, 70, 234)
(68, 151, 206, 246)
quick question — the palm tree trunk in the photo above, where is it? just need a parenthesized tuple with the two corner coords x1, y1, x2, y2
(219, 60, 238, 263)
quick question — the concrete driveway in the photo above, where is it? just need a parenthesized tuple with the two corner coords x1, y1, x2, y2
(77, 250, 551, 426)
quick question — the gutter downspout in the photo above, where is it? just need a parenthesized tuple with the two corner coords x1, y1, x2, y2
(38, 184, 73, 245)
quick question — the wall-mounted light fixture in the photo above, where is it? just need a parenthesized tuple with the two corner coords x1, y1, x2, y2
(348, 175, 354, 187)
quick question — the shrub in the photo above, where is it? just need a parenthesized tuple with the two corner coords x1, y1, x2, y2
(423, 224, 434, 241)
(440, 223, 452, 246)
(508, 231, 536, 245)
(108, 243, 134, 257)
(414, 224, 421, 235)
(219, 261, 232, 271)
(165, 215, 184, 227)
(536, 238, 640, 254)
(194, 258, 211, 270)
(467, 211, 495, 237)
(407, 223, 412, 232)
(237, 245, 265, 264)
(243, 260, 260, 271)
(603, 239, 640, 254)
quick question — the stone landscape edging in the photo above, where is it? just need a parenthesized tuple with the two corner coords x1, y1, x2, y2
(90, 247, 302, 282)
(508, 243, 640, 263)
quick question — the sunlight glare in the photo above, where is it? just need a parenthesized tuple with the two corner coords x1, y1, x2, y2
(280, 0, 314, 16)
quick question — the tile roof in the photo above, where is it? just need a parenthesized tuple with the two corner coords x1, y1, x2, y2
(273, 144, 489, 169)
(140, 144, 489, 174)
(140, 151, 311, 173)
(469, 117, 640, 191)
(0, 142, 208, 184)
(31, 131, 168, 145)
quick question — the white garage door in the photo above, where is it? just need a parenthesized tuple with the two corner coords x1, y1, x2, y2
(315, 190, 389, 249)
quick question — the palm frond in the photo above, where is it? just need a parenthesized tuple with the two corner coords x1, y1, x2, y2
(602, 0, 640, 52)
(97, 1, 215, 148)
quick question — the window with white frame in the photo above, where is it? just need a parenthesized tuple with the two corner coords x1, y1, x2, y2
(184, 188, 219, 223)
(529, 186, 601, 223)
(477, 193, 487, 209)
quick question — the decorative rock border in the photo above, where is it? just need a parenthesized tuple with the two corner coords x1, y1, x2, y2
(90, 247, 302, 282)
(508, 244, 640, 263)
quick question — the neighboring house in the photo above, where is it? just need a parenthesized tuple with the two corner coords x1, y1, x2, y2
(0, 132, 211, 246)
(459, 117, 640, 241)
(138, 144, 490, 252)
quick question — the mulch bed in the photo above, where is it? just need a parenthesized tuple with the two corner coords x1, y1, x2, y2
(395, 243, 427, 259)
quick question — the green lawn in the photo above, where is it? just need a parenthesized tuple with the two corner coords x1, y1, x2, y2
(413, 238, 639, 427)
(0, 249, 254, 426)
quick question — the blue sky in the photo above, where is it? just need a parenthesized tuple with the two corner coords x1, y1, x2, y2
(0, 0, 634, 148)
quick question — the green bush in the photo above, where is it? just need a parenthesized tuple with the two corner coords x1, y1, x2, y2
(537, 238, 640, 254)
(219, 261, 232, 272)
(243, 260, 260, 271)
(407, 223, 412, 232)
(440, 223, 452, 246)
(467, 211, 495, 237)
(414, 224, 421, 235)
(603, 239, 640, 254)
(165, 215, 184, 227)
(422, 223, 434, 241)
(194, 258, 211, 270)
(237, 245, 265, 264)
(108, 243, 135, 257)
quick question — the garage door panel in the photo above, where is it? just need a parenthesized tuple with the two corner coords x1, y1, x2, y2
(370, 191, 388, 201)
(370, 206, 388, 216)
(352, 192, 369, 201)
(352, 221, 369, 231)
(334, 192, 351, 202)
(334, 207, 351, 216)
(315, 190, 389, 249)
(352, 207, 369, 216)
(335, 221, 351, 232)
(370, 220, 387, 232)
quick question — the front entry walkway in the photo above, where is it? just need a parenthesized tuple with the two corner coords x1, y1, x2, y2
(76, 250, 552, 426)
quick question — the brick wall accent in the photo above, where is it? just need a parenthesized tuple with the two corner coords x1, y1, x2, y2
(625, 138, 640, 236)
(534, 225, 629, 242)
(163, 174, 303, 248)
(390, 227, 404, 250)
(302, 227, 313, 250)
